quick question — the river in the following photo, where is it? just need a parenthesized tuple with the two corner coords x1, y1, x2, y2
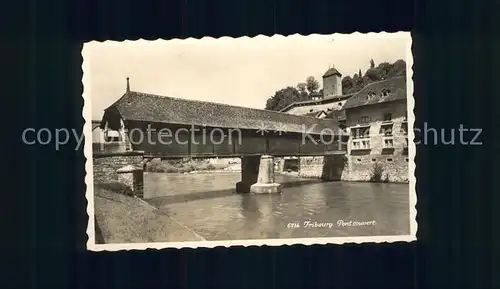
(144, 172, 411, 241)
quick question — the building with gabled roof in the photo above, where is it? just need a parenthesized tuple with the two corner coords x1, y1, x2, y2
(280, 65, 349, 118)
(281, 65, 409, 183)
(340, 75, 408, 183)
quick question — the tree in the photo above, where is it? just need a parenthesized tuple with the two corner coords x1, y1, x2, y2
(305, 76, 320, 94)
(352, 73, 360, 87)
(299, 90, 309, 101)
(296, 82, 310, 101)
(356, 76, 368, 92)
(376, 62, 392, 79)
(341, 76, 355, 94)
(387, 59, 406, 77)
(365, 68, 381, 82)
(296, 82, 307, 93)
(264, 59, 407, 109)
(265, 86, 302, 111)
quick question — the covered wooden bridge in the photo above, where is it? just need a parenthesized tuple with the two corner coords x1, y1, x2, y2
(100, 91, 348, 159)
(98, 83, 348, 194)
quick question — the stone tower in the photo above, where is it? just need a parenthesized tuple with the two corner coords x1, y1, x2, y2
(322, 65, 342, 98)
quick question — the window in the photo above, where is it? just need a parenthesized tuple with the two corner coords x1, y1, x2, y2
(357, 158, 362, 162)
(387, 158, 393, 162)
(352, 140, 370, 150)
(371, 158, 376, 162)
(381, 88, 391, 97)
(384, 139, 394, 148)
(359, 116, 370, 124)
(380, 124, 393, 136)
(351, 127, 370, 139)
(383, 113, 392, 121)
(339, 120, 347, 131)
(309, 109, 314, 112)
(400, 122, 408, 135)
(405, 158, 409, 162)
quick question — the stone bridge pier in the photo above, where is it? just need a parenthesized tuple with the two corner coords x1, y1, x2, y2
(236, 155, 282, 194)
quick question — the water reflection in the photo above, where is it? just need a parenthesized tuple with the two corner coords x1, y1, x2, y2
(240, 195, 261, 220)
(145, 172, 410, 240)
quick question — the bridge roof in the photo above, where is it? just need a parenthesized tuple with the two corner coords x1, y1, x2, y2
(104, 91, 346, 135)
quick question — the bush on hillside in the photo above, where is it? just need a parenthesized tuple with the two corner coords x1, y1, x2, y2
(95, 182, 133, 196)
(145, 159, 223, 173)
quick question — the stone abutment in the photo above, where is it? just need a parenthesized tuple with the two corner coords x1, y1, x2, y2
(93, 151, 145, 197)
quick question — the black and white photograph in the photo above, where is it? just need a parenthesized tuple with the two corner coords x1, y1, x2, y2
(83, 32, 416, 251)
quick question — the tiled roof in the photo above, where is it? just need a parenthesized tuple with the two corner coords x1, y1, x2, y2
(279, 93, 353, 113)
(342, 76, 407, 110)
(325, 109, 346, 121)
(103, 91, 345, 135)
(303, 111, 321, 117)
(323, 67, 342, 78)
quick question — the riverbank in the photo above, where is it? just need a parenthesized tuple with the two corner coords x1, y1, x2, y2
(93, 184, 205, 244)
(145, 159, 239, 173)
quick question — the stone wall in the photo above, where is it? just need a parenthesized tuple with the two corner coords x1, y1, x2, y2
(342, 154, 409, 183)
(93, 151, 144, 184)
(298, 154, 409, 183)
(298, 156, 324, 178)
(298, 155, 347, 181)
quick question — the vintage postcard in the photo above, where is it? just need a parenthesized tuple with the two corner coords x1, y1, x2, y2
(83, 32, 416, 251)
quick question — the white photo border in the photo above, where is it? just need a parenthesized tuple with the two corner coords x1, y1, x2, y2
(84, 32, 417, 251)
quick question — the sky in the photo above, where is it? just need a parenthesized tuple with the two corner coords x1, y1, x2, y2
(85, 33, 411, 120)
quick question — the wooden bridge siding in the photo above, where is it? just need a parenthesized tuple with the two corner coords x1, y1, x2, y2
(212, 135, 234, 156)
(299, 135, 349, 155)
(234, 136, 267, 155)
(190, 133, 216, 156)
(267, 136, 301, 155)
(126, 121, 346, 158)
(299, 136, 325, 155)
(130, 130, 190, 155)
